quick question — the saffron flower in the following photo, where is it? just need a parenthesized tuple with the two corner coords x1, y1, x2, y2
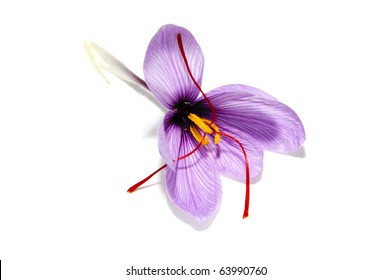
(85, 24, 305, 220)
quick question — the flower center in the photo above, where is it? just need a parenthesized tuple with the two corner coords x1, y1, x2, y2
(187, 113, 220, 145)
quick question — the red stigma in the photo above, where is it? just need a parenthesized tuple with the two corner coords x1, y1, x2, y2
(176, 33, 217, 124)
(127, 164, 167, 193)
(177, 33, 251, 218)
(218, 131, 250, 219)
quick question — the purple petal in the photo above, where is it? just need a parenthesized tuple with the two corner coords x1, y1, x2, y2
(204, 127, 264, 182)
(157, 112, 182, 171)
(165, 132, 221, 220)
(144, 24, 204, 109)
(205, 84, 277, 101)
(158, 114, 221, 220)
(201, 84, 305, 153)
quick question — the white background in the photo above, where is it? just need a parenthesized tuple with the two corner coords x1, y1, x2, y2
(1, 0, 390, 279)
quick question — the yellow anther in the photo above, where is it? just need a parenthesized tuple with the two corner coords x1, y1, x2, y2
(187, 113, 221, 145)
(188, 113, 213, 134)
(189, 125, 209, 145)
(202, 118, 221, 144)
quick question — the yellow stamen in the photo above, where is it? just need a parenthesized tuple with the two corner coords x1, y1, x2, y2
(189, 125, 209, 145)
(202, 118, 221, 144)
(188, 113, 213, 134)
(187, 113, 221, 145)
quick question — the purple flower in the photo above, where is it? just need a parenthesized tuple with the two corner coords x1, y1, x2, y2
(85, 24, 305, 221)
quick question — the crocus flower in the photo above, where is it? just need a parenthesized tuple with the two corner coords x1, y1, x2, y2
(85, 24, 305, 221)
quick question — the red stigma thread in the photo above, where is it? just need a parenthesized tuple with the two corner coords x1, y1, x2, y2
(177, 33, 251, 219)
(127, 164, 167, 193)
(176, 33, 217, 123)
(218, 131, 250, 219)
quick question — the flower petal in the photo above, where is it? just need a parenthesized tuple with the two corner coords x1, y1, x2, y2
(205, 127, 264, 182)
(165, 132, 221, 220)
(144, 24, 204, 109)
(157, 112, 182, 171)
(199, 84, 305, 153)
(158, 114, 221, 220)
(205, 84, 277, 101)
